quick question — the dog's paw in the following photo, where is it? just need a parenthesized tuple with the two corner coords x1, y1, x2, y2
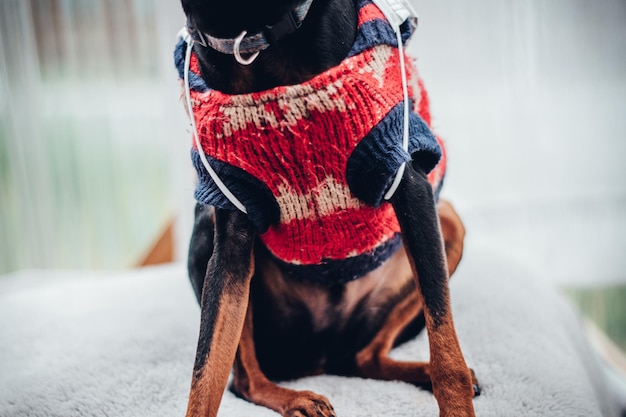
(282, 390, 336, 417)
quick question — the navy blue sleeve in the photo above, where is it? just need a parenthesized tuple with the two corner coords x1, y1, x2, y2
(191, 150, 279, 233)
(346, 103, 441, 206)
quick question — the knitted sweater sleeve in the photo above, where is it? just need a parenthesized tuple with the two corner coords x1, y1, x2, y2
(191, 150, 279, 233)
(346, 103, 442, 206)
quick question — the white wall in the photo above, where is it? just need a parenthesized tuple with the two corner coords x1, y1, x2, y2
(406, 0, 626, 286)
(0, 0, 191, 271)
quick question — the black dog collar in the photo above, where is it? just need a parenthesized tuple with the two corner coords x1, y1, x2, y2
(187, 0, 314, 60)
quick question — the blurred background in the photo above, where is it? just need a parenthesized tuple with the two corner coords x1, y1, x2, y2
(0, 0, 624, 383)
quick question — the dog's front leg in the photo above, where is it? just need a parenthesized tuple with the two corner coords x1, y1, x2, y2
(232, 299, 336, 417)
(185, 208, 256, 417)
(391, 163, 477, 417)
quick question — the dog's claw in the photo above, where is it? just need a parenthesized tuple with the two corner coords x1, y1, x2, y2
(470, 369, 481, 397)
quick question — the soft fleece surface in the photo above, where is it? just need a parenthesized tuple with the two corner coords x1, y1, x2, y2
(0, 244, 621, 417)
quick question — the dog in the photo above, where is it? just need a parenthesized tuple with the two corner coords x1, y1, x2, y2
(175, 0, 480, 416)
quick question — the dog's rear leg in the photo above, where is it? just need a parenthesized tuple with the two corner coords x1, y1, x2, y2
(355, 287, 432, 385)
(356, 200, 474, 390)
(354, 286, 479, 391)
(391, 163, 477, 417)
(232, 300, 336, 417)
(185, 208, 255, 417)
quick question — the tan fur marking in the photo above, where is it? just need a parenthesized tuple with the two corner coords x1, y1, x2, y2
(355, 286, 432, 383)
(427, 316, 476, 417)
(340, 245, 413, 319)
(186, 289, 250, 417)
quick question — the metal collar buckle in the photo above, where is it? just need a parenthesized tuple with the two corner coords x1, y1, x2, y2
(233, 31, 260, 65)
(187, 26, 208, 48)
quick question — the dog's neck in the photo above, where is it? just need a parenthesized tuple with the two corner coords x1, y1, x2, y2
(183, 0, 358, 94)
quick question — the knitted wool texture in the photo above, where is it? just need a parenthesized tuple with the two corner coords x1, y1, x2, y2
(175, 0, 447, 283)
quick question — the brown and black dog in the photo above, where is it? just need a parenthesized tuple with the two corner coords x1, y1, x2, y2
(180, 0, 479, 416)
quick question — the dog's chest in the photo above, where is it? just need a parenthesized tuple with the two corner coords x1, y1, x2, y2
(257, 246, 414, 332)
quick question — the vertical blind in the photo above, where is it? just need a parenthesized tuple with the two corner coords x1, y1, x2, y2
(0, 0, 188, 273)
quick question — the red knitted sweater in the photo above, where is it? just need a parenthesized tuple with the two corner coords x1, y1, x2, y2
(179, 0, 446, 282)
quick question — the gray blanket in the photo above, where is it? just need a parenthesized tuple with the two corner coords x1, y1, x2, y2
(0, 244, 621, 417)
